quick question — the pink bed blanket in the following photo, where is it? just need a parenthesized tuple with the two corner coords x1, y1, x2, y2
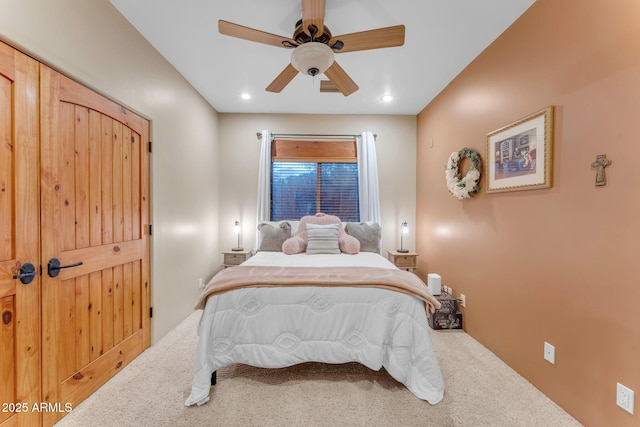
(195, 265, 441, 314)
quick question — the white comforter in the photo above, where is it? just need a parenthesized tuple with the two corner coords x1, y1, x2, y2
(185, 252, 445, 406)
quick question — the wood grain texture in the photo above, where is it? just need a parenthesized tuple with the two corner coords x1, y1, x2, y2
(40, 64, 150, 426)
(272, 139, 356, 162)
(75, 106, 90, 249)
(89, 110, 102, 247)
(218, 20, 295, 49)
(88, 271, 103, 361)
(61, 102, 76, 252)
(101, 116, 113, 245)
(122, 127, 133, 242)
(266, 63, 299, 93)
(0, 76, 12, 261)
(330, 25, 405, 54)
(0, 42, 41, 427)
(112, 121, 123, 244)
(324, 61, 359, 96)
(75, 274, 91, 370)
(131, 132, 141, 240)
(101, 268, 114, 354)
(0, 296, 15, 425)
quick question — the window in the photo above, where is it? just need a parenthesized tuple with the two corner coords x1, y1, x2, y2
(270, 140, 359, 222)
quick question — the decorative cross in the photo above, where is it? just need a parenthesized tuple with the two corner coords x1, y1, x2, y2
(591, 154, 611, 186)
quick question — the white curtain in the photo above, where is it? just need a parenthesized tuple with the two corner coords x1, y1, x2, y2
(356, 131, 381, 223)
(255, 130, 272, 248)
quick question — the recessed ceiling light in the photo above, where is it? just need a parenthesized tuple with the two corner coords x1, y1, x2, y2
(241, 93, 251, 100)
(381, 94, 394, 102)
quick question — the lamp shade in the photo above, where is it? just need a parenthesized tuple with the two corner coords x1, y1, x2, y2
(291, 42, 334, 76)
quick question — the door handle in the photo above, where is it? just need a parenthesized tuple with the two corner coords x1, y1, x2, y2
(13, 262, 37, 285)
(47, 258, 83, 278)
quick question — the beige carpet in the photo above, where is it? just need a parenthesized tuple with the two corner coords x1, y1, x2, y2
(54, 311, 582, 427)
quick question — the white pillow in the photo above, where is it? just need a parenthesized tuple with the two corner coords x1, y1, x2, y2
(306, 223, 340, 255)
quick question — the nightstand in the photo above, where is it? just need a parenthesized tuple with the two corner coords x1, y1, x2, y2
(222, 250, 252, 268)
(387, 251, 418, 273)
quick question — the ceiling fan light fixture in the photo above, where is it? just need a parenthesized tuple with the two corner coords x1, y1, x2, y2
(290, 42, 334, 76)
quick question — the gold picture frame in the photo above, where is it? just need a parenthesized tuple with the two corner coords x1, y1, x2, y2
(486, 106, 554, 193)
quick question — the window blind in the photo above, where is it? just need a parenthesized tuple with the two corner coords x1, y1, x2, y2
(271, 162, 359, 222)
(270, 138, 361, 221)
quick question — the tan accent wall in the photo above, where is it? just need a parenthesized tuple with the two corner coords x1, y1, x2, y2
(416, 1, 640, 425)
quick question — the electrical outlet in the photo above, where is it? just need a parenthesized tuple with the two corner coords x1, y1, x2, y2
(544, 342, 555, 364)
(617, 383, 635, 414)
(458, 294, 466, 307)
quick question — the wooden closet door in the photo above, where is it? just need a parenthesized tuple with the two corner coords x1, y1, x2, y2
(0, 42, 41, 427)
(39, 65, 151, 426)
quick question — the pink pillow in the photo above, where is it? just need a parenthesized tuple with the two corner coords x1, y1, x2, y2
(282, 235, 306, 254)
(282, 213, 360, 255)
(339, 233, 360, 254)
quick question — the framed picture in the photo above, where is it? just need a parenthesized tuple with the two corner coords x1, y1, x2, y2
(486, 106, 554, 193)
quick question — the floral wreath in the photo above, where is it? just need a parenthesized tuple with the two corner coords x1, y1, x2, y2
(445, 148, 482, 200)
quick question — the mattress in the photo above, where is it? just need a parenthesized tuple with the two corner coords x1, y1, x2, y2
(185, 252, 445, 406)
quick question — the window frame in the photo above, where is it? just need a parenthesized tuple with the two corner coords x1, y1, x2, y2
(270, 139, 360, 221)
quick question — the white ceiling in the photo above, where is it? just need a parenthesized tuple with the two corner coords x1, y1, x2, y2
(110, 0, 535, 115)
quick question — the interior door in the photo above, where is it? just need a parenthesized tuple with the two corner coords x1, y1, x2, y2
(39, 65, 150, 426)
(0, 42, 41, 427)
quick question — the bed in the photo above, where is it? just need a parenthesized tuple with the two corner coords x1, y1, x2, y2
(184, 250, 445, 407)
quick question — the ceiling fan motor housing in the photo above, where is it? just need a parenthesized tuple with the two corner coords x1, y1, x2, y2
(293, 19, 332, 45)
(290, 42, 334, 76)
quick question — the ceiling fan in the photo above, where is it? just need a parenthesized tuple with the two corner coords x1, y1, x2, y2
(218, 0, 405, 96)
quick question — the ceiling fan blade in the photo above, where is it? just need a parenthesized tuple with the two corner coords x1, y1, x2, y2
(323, 61, 359, 96)
(266, 64, 299, 93)
(330, 25, 405, 53)
(219, 20, 297, 49)
(302, 0, 326, 37)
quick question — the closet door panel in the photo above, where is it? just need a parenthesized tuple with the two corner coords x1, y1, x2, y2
(0, 42, 41, 427)
(40, 64, 150, 427)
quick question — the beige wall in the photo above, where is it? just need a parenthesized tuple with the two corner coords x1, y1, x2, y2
(218, 113, 417, 256)
(0, 0, 221, 343)
(417, 0, 640, 426)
